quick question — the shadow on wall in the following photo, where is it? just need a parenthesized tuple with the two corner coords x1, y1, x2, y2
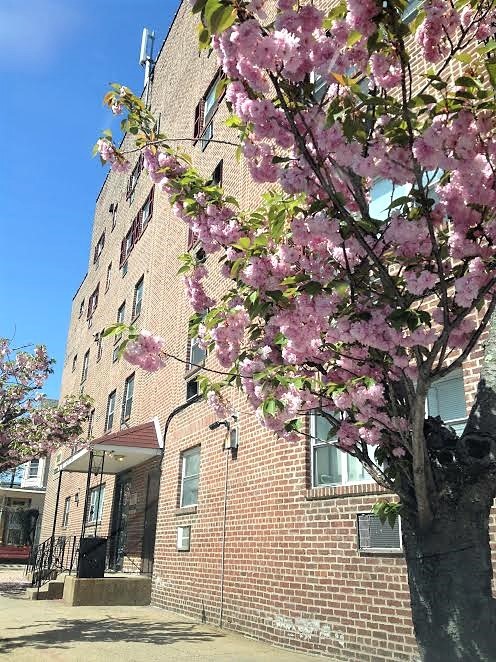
(0, 616, 223, 654)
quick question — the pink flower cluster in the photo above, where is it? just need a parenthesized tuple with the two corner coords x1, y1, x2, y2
(123, 330, 167, 372)
(96, 139, 130, 173)
(184, 265, 216, 313)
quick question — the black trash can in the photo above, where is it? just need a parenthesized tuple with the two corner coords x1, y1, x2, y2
(77, 537, 107, 578)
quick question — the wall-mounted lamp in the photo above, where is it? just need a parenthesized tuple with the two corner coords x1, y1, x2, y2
(74, 492, 79, 506)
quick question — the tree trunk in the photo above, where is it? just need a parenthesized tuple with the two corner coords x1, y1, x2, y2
(402, 493, 496, 662)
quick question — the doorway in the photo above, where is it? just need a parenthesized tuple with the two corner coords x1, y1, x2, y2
(109, 472, 131, 571)
(141, 470, 160, 574)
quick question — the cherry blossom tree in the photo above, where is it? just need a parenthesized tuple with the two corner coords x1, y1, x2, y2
(96, 1, 496, 659)
(0, 338, 91, 472)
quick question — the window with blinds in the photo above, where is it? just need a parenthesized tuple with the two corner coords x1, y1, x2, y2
(427, 370, 467, 436)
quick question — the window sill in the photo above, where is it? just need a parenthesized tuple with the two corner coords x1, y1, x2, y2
(184, 364, 203, 380)
(175, 506, 197, 516)
(306, 483, 385, 501)
(131, 314, 140, 325)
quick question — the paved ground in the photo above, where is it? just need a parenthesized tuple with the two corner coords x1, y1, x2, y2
(0, 568, 319, 661)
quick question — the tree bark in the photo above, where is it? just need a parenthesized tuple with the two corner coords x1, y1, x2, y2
(402, 481, 496, 662)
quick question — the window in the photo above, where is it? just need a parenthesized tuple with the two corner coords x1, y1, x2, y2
(87, 408, 95, 439)
(87, 284, 99, 319)
(72, 355, 78, 372)
(122, 374, 135, 422)
(105, 263, 112, 292)
(96, 332, 103, 362)
(186, 377, 199, 401)
(112, 345, 120, 363)
(119, 190, 153, 268)
(93, 231, 105, 265)
(370, 179, 411, 221)
(117, 301, 126, 325)
(87, 485, 105, 523)
(187, 227, 196, 250)
(28, 459, 39, 479)
(311, 72, 329, 103)
(62, 497, 71, 528)
(141, 189, 154, 230)
(110, 202, 118, 230)
(180, 447, 200, 507)
(132, 277, 144, 319)
(105, 390, 116, 432)
(81, 349, 90, 384)
(357, 513, 402, 552)
(188, 336, 206, 371)
(177, 525, 191, 551)
(404, 0, 423, 21)
(78, 300, 85, 319)
(426, 370, 467, 436)
(211, 160, 223, 187)
(126, 155, 143, 203)
(311, 413, 370, 487)
(194, 71, 224, 149)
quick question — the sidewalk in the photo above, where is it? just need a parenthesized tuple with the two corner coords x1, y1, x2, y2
(0, 570, 320, 662)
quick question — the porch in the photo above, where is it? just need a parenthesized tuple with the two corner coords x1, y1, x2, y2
(30, 420, 162, 602)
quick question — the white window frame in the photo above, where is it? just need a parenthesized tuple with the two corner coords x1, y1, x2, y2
(310, 413, 373, 488)
(141, 196, 153, 227)
(122, 374, 135, 422)
(81, 350, 89, 384)
(133, 278, 144, 319)
(28, 459, 40, 479)
(425, 369, 467, 434)
(189, 336, 205, 369)
(62, 496, 71, 528)
(87, 485, 105, 524)
(180, 446, 201, 508)
(105, 391, 116, 431)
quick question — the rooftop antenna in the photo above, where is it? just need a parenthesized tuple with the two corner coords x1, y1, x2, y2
(139, 27, 155, 98)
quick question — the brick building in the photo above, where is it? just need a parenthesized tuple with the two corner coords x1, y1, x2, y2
(39, 1, 495, 661)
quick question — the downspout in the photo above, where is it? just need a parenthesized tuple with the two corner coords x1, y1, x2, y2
(219, 446, 230, 628)
(162, 393, 203, 446)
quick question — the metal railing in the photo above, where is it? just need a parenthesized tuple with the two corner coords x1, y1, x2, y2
(25, 529, 151, 597)
(26, 535, 79, 596)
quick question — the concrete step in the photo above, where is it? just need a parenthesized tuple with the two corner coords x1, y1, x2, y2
(26, 578, 65, 600)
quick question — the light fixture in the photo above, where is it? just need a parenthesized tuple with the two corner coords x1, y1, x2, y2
(114, 454, 125, 462)
(74, 493, 79, 506)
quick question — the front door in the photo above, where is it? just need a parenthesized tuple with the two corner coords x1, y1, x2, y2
(141, 470, 160, 574)
(109, 472, 131, 571)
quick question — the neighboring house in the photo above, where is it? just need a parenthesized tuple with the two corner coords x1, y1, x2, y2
(39, 2, 494, 661)
(0, 458, 47, 559)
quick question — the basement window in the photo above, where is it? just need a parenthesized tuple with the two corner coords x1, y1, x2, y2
(357, 513, 402, 553)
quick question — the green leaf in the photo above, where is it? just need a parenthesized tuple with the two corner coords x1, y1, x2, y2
(204, 0, 236, 35)
(347, 30, 362, 46)
(192, 0, 208, 13)
(102, 324, 128, 338)
(235, 236, 251, 251)
(198, 24, 211, 50)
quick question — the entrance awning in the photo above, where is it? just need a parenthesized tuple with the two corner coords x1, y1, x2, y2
(59, 418, 162, 475)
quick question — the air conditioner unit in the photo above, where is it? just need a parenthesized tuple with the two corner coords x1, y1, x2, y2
(357, 513, 402, 552)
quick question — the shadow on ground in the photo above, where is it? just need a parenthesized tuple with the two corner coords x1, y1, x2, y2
(0, 581, 29, 599)
(0, 616, 223, 653)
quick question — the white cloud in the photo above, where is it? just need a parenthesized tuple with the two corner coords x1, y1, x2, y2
(0, 0, 81, 70)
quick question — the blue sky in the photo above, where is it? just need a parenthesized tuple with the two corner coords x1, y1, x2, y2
(0, 0, 178, 399)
